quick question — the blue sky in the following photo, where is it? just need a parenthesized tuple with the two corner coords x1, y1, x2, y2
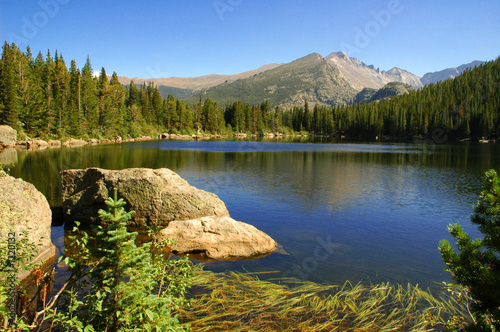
(0, 0, 499, 78)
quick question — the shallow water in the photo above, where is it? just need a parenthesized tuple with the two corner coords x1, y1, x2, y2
(7, 139, 500, 287)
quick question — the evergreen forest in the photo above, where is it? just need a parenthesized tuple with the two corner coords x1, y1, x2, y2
(0, 42, 499, 141)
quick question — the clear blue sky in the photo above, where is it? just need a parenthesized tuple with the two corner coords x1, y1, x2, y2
(1, 0, 499, 78)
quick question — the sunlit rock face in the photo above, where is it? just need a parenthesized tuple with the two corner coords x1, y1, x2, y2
(0, 170, 56, 281)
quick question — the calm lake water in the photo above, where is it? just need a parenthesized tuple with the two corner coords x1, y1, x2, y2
(5, 139, 500, 288)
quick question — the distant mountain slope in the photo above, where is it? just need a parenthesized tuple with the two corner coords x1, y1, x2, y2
(325, 52, 423, 90)
(184, 53, 358, 108)
(420, 60, 484, 85)
(354, 82, 415, 104)
(117, 63, 282, 91)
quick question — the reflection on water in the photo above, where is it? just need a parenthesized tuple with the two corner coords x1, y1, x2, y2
(9, 139, 500, 287)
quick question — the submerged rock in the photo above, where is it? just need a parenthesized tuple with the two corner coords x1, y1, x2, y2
(0, 171, 56, 281)
(60, 167, 277, 260)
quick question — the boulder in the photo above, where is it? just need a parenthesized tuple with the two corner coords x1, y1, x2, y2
(60, 168, 229, 227)
(15, 141, 29, 149)
(48, 139, 62, 147)
(161, 216, 277, 260)
(0, 125, 17, 146)
(27, 139, 49, 149)
(0, 171, 56, 281)
(60, 167, 277, 259)
(62, 138, 87, 146)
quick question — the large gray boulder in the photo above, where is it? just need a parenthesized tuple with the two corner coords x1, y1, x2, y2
(0, 125, 17, 148)
(60, 167, 277, 259)
(0, 171, 56, 281)
(60, 168, 229, 226)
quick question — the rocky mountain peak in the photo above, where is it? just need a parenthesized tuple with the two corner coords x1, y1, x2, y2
(325, 52, 423, 90)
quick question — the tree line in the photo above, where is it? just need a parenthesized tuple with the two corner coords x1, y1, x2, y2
(1, 42, 499, 141)
(0, 42, 197, 140)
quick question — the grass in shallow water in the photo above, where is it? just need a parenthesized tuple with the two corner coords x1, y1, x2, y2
(179, 269, 468, 331)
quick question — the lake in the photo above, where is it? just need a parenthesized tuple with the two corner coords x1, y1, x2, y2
(6, 138, 499, 288)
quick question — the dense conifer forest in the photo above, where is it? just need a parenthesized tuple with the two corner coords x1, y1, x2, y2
(0, 42, 498, 141)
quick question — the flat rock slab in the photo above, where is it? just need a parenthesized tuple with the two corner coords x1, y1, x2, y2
(161, 216, 277, 260)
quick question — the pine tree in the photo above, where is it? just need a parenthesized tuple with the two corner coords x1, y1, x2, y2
(17, 46, 41, 136)
(97, 67, 114, 136)
(109, 72, 126, 136)
(67, 59, 82, 136)
(439, 169, 500, 330)
(55, 189, 193, 331)
(53, 52, 70, 136)
(80, 56, 97, 136)
(40, 50, 56, 136)
(0, 42, 21, 129)
(150, 84, 163, 126)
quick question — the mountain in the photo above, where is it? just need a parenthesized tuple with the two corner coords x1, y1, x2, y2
(184, 53, 358, 108)
(420, 60, 485, 85)
(353, 82, 415, 104)
(324, 52, 423, 90)
(117, 63, 282, 93)
(117, 51, 487, 108)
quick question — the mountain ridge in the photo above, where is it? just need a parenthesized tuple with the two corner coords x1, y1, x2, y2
(420, 60, 485, 85)
(324, 52, 423, 90)
(117, 63, 283, 91)
(118, 52, 490, 108)
(183, 52, 358, 108)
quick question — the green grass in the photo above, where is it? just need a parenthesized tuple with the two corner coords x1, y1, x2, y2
(179, 269, 468, 331)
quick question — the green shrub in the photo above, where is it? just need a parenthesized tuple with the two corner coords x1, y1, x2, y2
(48, 188, 193, 331)
(439, 169, 500, 331)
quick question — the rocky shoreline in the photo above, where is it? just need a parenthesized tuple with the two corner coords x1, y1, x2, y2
(1, 124, 279, 284)
(1, 164, 277, 285)
(0, 124, 301, 152)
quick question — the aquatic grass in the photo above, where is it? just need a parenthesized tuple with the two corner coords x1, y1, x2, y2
(179, 269, 469, 331)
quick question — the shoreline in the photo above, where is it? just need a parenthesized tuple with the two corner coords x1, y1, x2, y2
(0, 131, 495, 154)
(0, 131, 305, 152)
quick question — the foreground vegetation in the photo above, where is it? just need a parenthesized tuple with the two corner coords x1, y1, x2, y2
(1, 188, 194, 331)
(180, 270, 466, 331)
(0, 42, 499, 142)
(439, 170, 500, 330)
(3, 169, 500, 330)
